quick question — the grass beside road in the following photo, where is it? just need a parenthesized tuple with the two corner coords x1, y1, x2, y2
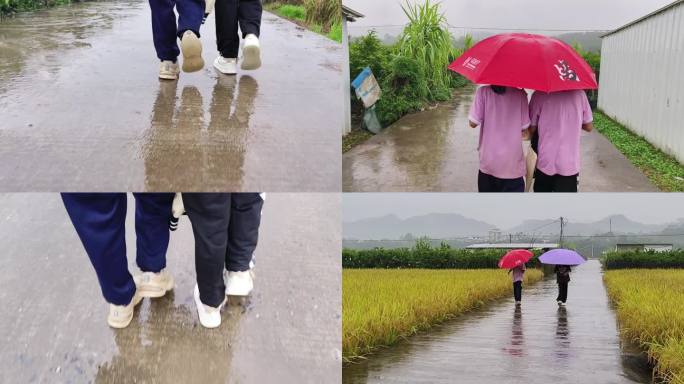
(264, 2, 341, 42)
(1, 0, 72, 15)
(604, 270, 684, 384)
(594, 111, 684, 192)
(342, 268, 544, 362)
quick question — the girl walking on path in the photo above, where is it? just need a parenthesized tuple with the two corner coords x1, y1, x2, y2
(468, 85, 531, 193)
(210, 0, 263, 74)
(529, 90, 594, 192)
(555, 265, 571, 305)
(150, 0, 206, 80)
(509, 264, 526, 305)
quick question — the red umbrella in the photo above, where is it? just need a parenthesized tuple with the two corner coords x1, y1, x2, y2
(498, 249, 533, 269)
(448, 33, 598, 92)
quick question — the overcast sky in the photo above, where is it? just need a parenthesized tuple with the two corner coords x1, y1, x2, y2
(343, 0, 673, 32)
(343, 193, 684, 228)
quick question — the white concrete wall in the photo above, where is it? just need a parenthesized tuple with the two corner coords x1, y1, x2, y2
(598, 1, 684, 163)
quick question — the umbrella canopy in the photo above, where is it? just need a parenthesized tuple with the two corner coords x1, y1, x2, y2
(448, 33, 598, 92)
(498, 249, 533, 269)
(539, 249, 586, 266)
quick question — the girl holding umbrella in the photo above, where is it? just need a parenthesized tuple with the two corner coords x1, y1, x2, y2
(450, 33, 598, 192)
(499, 249, 534, 305)
(539, 249, 586, 305)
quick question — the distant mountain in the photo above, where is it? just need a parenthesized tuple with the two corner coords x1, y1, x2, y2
(507, 214, 668, 235)
(343, 213, 495, 240)
(344, 213, 677, 240)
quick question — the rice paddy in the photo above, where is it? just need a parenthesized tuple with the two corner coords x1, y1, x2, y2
(604, 270, 684, 384)
(342, 268, 544, 361)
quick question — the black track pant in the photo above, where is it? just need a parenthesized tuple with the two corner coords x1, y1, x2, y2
(183, 193, 263, 307)
(513, 281, 522, 302)
(557, 281, 568, 303)
(533, 169, 578, 192)
(215, 0, 262, 58)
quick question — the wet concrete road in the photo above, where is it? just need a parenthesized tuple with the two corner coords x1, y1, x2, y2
(343, 261, 653, 384)
(343, 87, 659, 192)
(0, 193, 341, 383)
(0, 1, 342, 191)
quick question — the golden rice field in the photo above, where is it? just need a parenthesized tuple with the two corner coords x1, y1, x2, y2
(342, 268, 544, 361)
(604, 270, 684, 384)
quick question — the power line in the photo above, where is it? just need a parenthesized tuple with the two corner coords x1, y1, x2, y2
(345, 233, 684, 242)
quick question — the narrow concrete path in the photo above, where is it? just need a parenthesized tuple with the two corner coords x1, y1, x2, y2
(343, 88, 659, 192)
(0, 193, 341, 383)
(342, 261, 652, 384)
(0, 1, 342, 191)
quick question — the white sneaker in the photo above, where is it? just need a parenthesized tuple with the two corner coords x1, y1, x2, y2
(194, 284, 225, 328)
(159, 60, 180, 80)
(225, 270, 254, 296)
(107, 291, 143, 328)
(241, 34, 261, 70)
(557, 300, 563, 305)
(180, 30, 204, 72)
(134, 269, 174, 298)
(515, 301, 522, 305)
(213, 56, 237, 75)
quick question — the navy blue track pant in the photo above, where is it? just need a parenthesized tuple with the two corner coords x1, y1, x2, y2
(61, 193, 174, 306)
(149, 0, 205, 61)
(182, 193, 263, 307)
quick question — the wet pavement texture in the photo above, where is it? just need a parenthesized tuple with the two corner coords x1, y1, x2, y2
(343, 261, 654, 384)
(343, 87, 659, 192)
(0, 193, 341, 383)
(0, 1, 342, 192)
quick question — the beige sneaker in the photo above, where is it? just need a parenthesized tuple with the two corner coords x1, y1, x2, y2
(107, 291, 143, 328)
(180, 30, 204, 73)
(134, 269, 174, 298)
(159, 60, 180, 80)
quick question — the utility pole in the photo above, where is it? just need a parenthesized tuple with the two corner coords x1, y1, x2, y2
(509, 234, 512, 243)
(559, 217, 565, 248)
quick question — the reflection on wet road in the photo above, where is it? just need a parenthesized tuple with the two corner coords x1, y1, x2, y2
(343, 261, 653, 384)
(343, 87, 658, 192)
(0, 1, 342, 191)
(0, 193, 341, 383)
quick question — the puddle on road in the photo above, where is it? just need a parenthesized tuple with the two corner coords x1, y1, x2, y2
(0, 0, 140, 83)
(343, 261, 655, 384)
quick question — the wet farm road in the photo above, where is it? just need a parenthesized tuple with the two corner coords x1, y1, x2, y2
(0, 193, 341, 383)
(343, 261, 653, 384)
(343, 87, 659, 192)
(0, 1, 342, 191)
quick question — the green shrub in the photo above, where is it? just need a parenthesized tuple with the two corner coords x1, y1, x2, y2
(343, 241, 543, 269)
(602, 250, 684, 269)
(2, 0, 73, 14)
(375, 56, 427, 125)
(349, 31, 392, 83)
(573, 43, 601, 108)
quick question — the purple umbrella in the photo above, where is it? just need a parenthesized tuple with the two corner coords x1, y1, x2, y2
(539, 249, 586, 266)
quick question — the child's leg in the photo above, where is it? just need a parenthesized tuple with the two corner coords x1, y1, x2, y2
(176, 0, 205, 38)
(237, 0, 262, 38)
(149, 0, 181, 61)
(133, 193, 174, 273)
(183, 193, 231, 308)
(61, 193, 135, 306)
(225, 193, 263, 272)
(215, 0, 240, 58)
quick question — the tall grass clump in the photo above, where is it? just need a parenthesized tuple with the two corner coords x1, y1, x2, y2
(343, 268, 544, 361)
(303, 0, 340, 31)
(277, 4, 306, 20)
(602, 250, 684, 269)
(396, 0, 454, 101)
(604, 270, 684, 383)
(343, 240, 542, 269)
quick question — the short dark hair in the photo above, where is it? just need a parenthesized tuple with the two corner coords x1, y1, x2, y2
(491, 85, 506, 94)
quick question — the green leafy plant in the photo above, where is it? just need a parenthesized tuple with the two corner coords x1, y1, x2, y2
(602, 249, 684, 269)
(395, 0, 455, 101)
